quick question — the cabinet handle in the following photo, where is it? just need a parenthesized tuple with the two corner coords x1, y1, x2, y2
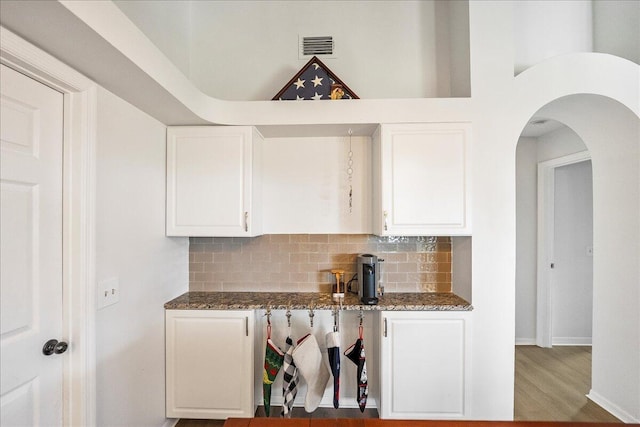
(383, 211, 388, 231)
(245, 316, 249, 337)
(244, 212, 248, 232)
(383, 318, 388, 337)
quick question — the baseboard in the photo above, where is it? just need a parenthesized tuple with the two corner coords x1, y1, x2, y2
(587, 389, 639, 423)
(552, 337, 592, 346)
(161, 419, 179, 427)
(515, 338, 536, 345)
(269, 394, 378, 410)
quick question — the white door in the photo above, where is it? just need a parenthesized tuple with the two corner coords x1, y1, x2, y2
(552, 160, 593, 345)
(1, 64, 65, 426)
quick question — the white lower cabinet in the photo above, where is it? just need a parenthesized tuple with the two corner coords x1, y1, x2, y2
(165, 310, 256, 419)
(379, 311, 471, 419)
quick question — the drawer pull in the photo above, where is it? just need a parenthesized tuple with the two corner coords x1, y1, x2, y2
(383, 318, 388, 337)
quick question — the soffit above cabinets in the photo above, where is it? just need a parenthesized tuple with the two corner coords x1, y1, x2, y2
(257, 124, 378, 139)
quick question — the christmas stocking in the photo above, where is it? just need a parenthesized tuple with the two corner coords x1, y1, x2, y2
(280, 335, 299, 418)
(291, 333, 330, 412)
(344, 338, 368, 412)
(326, 331, 341, 409)
(263, 338, 284, 416)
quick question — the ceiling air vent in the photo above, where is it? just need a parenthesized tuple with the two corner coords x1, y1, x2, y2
(300, 35, 335, 58)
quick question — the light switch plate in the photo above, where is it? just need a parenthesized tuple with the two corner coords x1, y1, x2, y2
(97, 277, 120, 309)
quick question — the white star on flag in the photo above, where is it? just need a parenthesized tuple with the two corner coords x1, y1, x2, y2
(311, 92, 323, 100)
(296, 95, 304, 100)
(312, 75, 323, 87)
(294, 78, 305, 89)
(313, 63, 320, 70)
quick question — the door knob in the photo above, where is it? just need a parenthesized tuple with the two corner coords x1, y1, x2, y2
(42, 339, 68, 356)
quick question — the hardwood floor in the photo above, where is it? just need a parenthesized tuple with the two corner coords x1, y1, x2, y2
(514, 345, 620, 422)
(176, 408, 378, 427)
(177, 346, 620, 426)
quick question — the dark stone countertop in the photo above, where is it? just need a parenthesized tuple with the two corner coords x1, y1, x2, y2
(164, 291, 472, 311)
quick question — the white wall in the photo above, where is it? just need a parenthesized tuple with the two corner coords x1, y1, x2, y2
(117, 0, 470, 101)
(189, 1, 440, 100)
(515, 137, 538, 343)
(593, 0, 640, 65)
(113, 0, 191, 77)
(552, 160, 593, 345)
(515, 128, 588, 344)
(513, 0, 593, 74)
(95, 87, 189, 426)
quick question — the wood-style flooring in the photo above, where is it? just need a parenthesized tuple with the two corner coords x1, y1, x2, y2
(177, 408, 378, 427)
(177, 346, 620, 427)
(514, 346, 620, 423)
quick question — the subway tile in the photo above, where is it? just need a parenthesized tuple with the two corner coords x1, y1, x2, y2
(397, 262, 418, 273)
(269, 234, 291, 243)
(213, 252, 233, 263)
(419, 283, 439, 292)
(250, 252, 271, 263)
(436, 242, 452, 251)
(299, 243, 319, 252)
(309, 234, 329, 243)
(290, 253, 309, 263)
(382, 252, 408, 263)
(289, 272, 311, 283)
(417, 242, 437, 252)
(396, 282, 420, 292)
(387, 272, 408, 283)
(436, 283, 452, 292)
(190, 262, 204, 272)
(438, 262, 452, 272)
(188, 234, 453, 293)
(418, 263, 438, 272)
(309, 252, 330, 263)
(327, 234, 346, 243)
(381, 262, 397, 273)
(201, 282, 222, 292)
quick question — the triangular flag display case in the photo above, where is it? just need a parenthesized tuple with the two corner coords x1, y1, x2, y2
(272, 56, 359, 101)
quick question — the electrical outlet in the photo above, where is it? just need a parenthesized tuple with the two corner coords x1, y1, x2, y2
(97, 277, 120, 309)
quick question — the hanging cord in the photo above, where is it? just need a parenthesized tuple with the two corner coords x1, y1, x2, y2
(358, 308, 364, 339)
(346, 273, 358, 294)
(308, 303, 315, 328)
(347, 129, 354, 213)
(266, 303, 272, 339)
(332, 306, 340, 332)
(285, 303, 292, 329)
(285, 302, 292, 338)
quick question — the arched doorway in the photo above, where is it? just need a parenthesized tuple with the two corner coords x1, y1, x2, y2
(513, 94, 640, 422)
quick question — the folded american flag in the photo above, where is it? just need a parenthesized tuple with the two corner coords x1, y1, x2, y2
(273, 56, 358, 101)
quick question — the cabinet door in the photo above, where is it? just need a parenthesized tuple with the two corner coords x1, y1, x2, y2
(379, 311, 471, 419)
(166, 310, 255, 419)
(374, 123, 471, 235)
(166, 126, 262, 236)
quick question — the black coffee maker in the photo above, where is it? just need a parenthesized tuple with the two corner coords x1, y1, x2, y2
(357, 254, 379, 305)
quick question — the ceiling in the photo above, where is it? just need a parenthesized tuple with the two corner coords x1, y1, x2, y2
(520, 118, 566, 138)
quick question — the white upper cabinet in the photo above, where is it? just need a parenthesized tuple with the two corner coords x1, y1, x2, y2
(166, 126, 263, 236)
(373, 123, 472, 236)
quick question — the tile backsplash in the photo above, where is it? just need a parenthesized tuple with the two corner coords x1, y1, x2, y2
(189, 235, 452, 293)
